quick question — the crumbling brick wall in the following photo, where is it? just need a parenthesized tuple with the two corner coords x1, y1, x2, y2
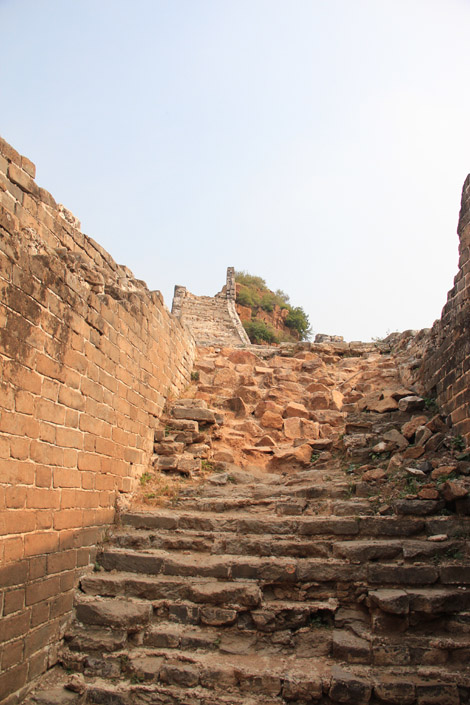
(0, 137, 195, 703)
(417, 174, 470, 443)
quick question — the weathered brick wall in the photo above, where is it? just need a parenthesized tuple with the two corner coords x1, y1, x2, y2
(0, 137, 196, 703)
(416, 174, 470, 442)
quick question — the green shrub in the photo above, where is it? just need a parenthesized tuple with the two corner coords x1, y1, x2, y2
(260, 292, 275, 312)
(234, 271, 267, 290)
(243, 320, 279, 344)
(285, 306, 311, 340)
(236, 283, 262, 308)
(236, 285, 254, 307)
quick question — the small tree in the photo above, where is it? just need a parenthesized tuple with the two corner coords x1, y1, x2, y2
(285, 306, 311, 340)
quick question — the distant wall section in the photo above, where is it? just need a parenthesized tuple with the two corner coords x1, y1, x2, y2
(172, 267, 250, 347)
(0, 137, 195, 703)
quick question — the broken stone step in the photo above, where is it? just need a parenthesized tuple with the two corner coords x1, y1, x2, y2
(78, 572, 338, 634)
(69, 647, 327, 700)
(73, 594, 152, 630)
(153, 441, 185, 455)
(444, 612, 470, 639)
(367, 587, 470, 616)
(332, 629, 372, 664)
(189, 487, 350, 507)
(64, 622, 128, 653)
(286, 483, 350, 500)
(129, 647, 326, 697)
(97, 547, 371, 584)
(171, 496, 336, 519)
(426, 515, 470, 537)
(82, 676, 285, 705)
(64, 649, 470, 704)
(328, 663, 468, 705)
(159, 418, 199, 432)
(367, 563, 440, 586)
(332, 538, 465, 563)
(368, 632, 470, 666)
(333, 624, 470, 667)
(154, 597, 338, 634)
(80, 571, 261, 608)
(183, 481, 348, 501)
(226, 481, 351, 500)
(22, 686, 80, 705)
(367, 562, 470, 587)
(333, 539, 403, 563)
(332, 499, 378, 516)
(143, 619, 332, 657)
(158, 595, 337, 626)
(172, 406, 217, 423)
(247, 598, 338, 633)
(25, 664, 470, 705)
(122, 510, 436, 538)
(169, 496, 286, 513)
(110, 527, 334, 558)
(144, 621, 226, 651)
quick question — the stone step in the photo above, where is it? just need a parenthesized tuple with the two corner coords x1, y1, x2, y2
(23, 685, 81, 705)
(73, 594, 153, 631)
(367, 586, 470, 617)
(24, 665, 470, 705)
(26, 676, 284, 705)
(80, 572, 262, 608)
(84, 678, 284, 705)
(123, 509, 468, 538)
(96, 547, 470, 593)
(61, 646, 328, 700)
(327, 664, 469, 705)
(184, 481, 351, 501)
(66, 618, 333, 659)
(142, 620, 333, 657)
(333, 626, 470, 666)
(64, 623, 128, 654)
(57, 647, 470, 704)
(169, 496, 296, 514)
(97, 547, 367, 584)
(77, 574, 340, 632)
(169, 495, 350, 514)
(154, 597, 339, 632)
(171, 495, 349, 517)
(110, 527, 466, 562)
(332, 538, 466, 563)
(110, 527, 335, 557)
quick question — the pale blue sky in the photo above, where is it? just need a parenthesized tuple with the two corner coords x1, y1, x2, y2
(1, 0, 470, 340)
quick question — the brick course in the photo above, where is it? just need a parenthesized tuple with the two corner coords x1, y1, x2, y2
(0, 136, 195, 701)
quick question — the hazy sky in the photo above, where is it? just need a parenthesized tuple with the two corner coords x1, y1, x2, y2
(1, 0, 469, 340)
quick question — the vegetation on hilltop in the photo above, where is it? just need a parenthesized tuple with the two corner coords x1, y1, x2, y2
(235, 270, 311, 343)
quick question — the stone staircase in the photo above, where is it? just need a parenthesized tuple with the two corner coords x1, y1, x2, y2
(26, 473, 470, 705)
(175, 294, 250, 347)
(24, 341, 470, 704)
